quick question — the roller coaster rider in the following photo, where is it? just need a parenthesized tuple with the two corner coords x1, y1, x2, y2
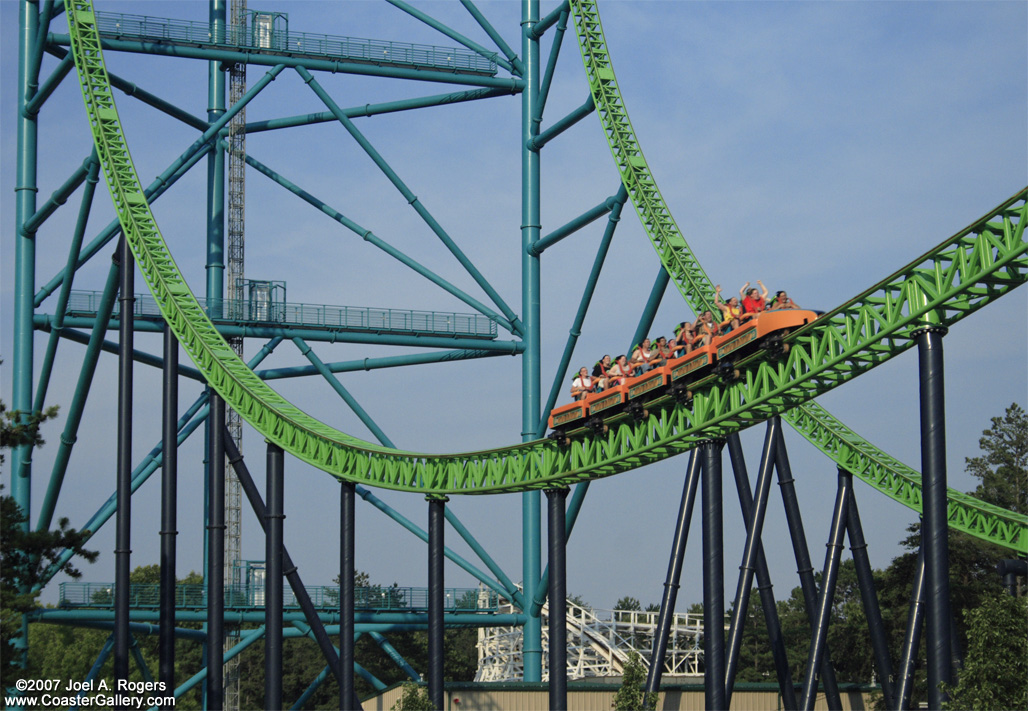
(571, 366, 597, 400)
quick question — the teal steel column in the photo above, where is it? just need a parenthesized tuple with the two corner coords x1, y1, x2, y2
(206, 0, 227, 313)
(11, 0, 40, 669)
(521, 0, 543, 684)
(12, 0, 40, 525)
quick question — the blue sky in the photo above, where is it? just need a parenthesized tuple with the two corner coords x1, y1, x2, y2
(2, 0, 1026, 624)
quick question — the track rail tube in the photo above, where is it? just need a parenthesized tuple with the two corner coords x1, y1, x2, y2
(775, 428, 843, 709)
(916, 327, 953, 708)
(800, 470, 851, 711)
(428, 497, 446, 710)
(724, 420, 780, 704)
(726, 432, 795, 710)
(159, 326, 178, 688)
(206, 393, 225, 709)
(644, 451, 701, 704)
(266, 443, 284, 710)
(546, 488, 569, 711)
(701, 441, 726, 711)
(341, 482, 356, 710)
(114, 237, 133, 689)
(845, 485, 895, 709)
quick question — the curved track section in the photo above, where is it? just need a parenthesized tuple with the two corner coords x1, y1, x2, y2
(68, 0, 1028, 555)
(569, 0, 1027, 553)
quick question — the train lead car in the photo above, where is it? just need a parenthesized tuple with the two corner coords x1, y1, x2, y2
(548, 309, 818, 443)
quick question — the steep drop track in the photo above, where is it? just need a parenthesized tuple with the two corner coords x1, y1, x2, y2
(67, 0, 1026, 552)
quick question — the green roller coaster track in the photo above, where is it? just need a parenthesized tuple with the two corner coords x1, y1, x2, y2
(67, 0, 1026, 553)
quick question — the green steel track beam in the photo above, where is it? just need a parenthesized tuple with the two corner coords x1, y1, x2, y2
(65, 0, 1026, 555)
(568, 0, 1027, 553)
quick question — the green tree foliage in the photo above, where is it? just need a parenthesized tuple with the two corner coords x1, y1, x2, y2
(390, 681, 433, 711)
(1, 397, 98, 684)
(965, 403, 1027, 514)
(944, 594, 1028, 710)
(612, 651, 658, 711)
(27, 567, 206, 709)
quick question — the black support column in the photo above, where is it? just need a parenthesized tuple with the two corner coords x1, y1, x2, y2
(724, 422, 784, 708)
(800, 470, 851, 711)
(775, 428, 843, 709)
(701, 441, 726, 711)
(726, 431, 795, 710)
(341, 481, 356, 710)
(265, 443, 284, 710)
(546, 487, 569, 711)
(114, 238, 133, 692)
(427, 496, 446, 711)
(644, 451, 701, 705)
(206, 393, 225, 709)
(916, 326, 953, 709)
(159, 326, 178, 688)
(896, 546, 926, 710)
(846, 483, 895, 709)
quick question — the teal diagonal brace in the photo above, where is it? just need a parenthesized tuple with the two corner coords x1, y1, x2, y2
(459, 0, 524, 75)
(34, 63, 284, 306)
(36, 259, 120, 531)
(245, 86, 513, 135)
(20, 152, 95, 235)
(33, 150, 100, 415)
(538, 184, 627, 437)
(23, 50, 74, 118)
(531, 0, 572, 38)
(528, 190, 617, 255)
(294, 65, 522, 336)
(534, 8, 570, 122)
(370, 631, 422, 681)
(444, 507, 524, 607)
(354, 486, 515, 602)
(170, 626, 267, 702)
(46, 46, 209, 130)
(385, 0, 514, 74)
(239, 144, 517, 335)
(257, 348, 512, 381)
(292, 337, 395, 448)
